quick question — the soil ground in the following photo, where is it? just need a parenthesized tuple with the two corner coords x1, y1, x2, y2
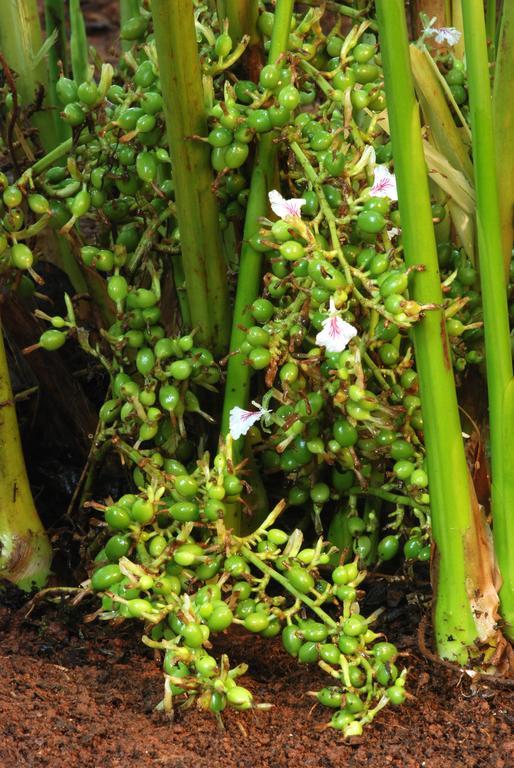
(0, 597, 513, 768)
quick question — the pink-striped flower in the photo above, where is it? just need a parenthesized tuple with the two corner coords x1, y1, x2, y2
(315, 298, 358, 354)
(370, 165, 398, 201)
(229, 402, 271, 440)
(268, 189, 306, 219)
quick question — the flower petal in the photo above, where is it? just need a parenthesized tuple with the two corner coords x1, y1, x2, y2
(370, 165, 398, 201)
(434, 27, 461, 46)
(315, 315, 358, 354)
(229, 406, 266, 440)
(268, 189, 306, 219)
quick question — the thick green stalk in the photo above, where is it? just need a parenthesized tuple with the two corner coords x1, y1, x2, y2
(150, 0, 230, 356)
(0, 322, 52, 589)
(0, 0, 56, 152)
(376, 0, 480, 662)
(70, 0, 89, 84)
(493, 0, 514, 278)
(44, 1, 86, 293)
(44, 0, 70, 145)
(220, 0, 294, 431)
(121, 0, 140, 23)
(451, 0, 465, 58)
(220, 0, 295, 532)
(221, 0, 259, 44)
(461, 0, 514, 638)
(220, 154, 273, 437)
(267, 0, 295, 62)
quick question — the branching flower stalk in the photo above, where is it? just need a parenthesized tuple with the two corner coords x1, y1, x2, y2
(0, 322, 52, 590)
(150, 0, 230, 355)
(461, 0, 514, 640)
(376, 0, 491, 663)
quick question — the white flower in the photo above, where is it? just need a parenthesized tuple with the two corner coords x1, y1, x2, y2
(229, 402, 271, 440)
(426, 25, 461, 47)
(388, 227, 401, 240)
(315, 298, 358, 354)
(370, 165, 398, 201)
(268, 189, 306, 219)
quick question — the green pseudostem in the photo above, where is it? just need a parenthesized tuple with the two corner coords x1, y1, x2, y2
(376, 0, 481, 663)
(45, 0, 89, 295)
(69, 0, 89, 85)
(0, 322, 52, 590)
(0, 0, 56, 154)
(120, 0, 141, 51)
(43, 1, 89, 295)
(220, 0, 259, 45)
(220, 0, 296, 533)
(493, 0, 514, 279)
(150, 0, 230, 356)
(44, 0, 70, 146)
(461, 0, 514, 639)
(485, 0, 497, 60)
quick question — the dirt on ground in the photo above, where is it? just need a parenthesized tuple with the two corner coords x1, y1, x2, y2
(0, 596, 513, 768)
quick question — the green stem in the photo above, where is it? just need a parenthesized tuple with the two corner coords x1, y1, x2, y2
(221, 0, 259, 44)
(44, 0, 70, 145)
(220, 147, 274, 439)
(348, 486, 429, 511)
(19, 130, 93, 181)
(150, 0, 230, 356)
(268, 0, 295, 62)
(221, 0, 294, 441)
(0, 320, 52, 589)
(461, 0, 514, 638)
(126, 202, 176, 274)
(0, 0, 56, 152)
(300, 0, 368, 19)
(485, 0, 497, 59)
(240, 546, 338, 628)
(120, 0, 141, 52)
(376, 0, 481, 663)
(220, 0, 295, 533)
(492, 0, 514, 278)
(70, 0, 89, 84)
(451, 0, 465, 59)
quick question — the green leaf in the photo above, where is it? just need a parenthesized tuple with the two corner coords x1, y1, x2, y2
(410, 44, 473, 179)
